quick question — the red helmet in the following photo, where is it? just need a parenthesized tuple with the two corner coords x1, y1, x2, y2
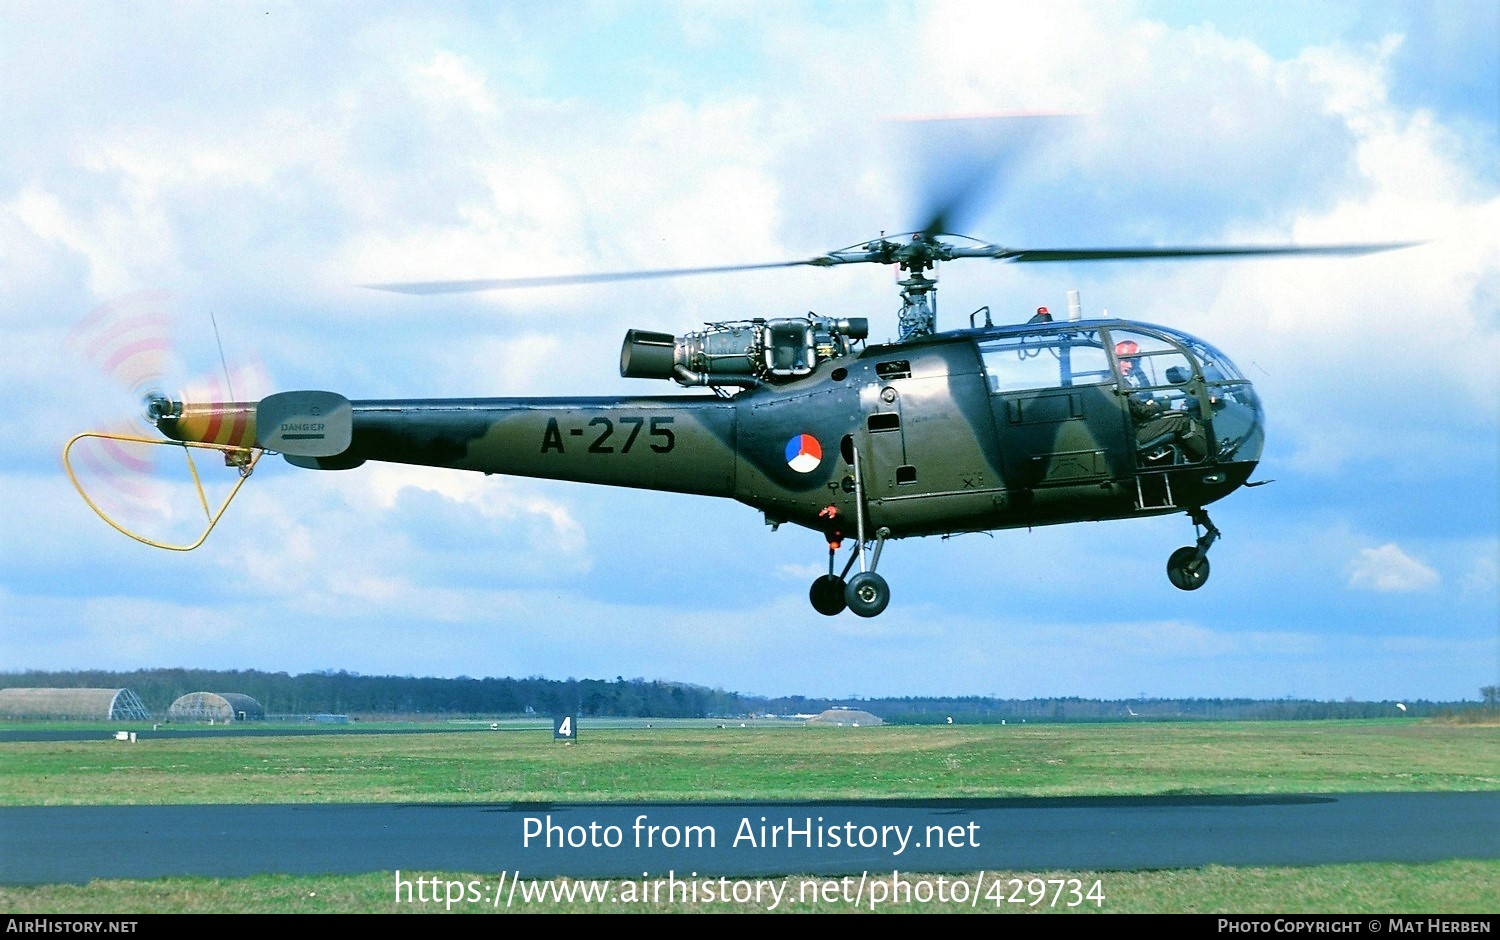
(1114, 340, 1139, 357)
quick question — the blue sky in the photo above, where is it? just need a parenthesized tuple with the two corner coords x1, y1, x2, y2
(2, 1, 1495, 702)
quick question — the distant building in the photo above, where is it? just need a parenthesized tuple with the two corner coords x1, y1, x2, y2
(806, 708, 882, 727)
(0, 687, 152, 721)
(166, 692, 265, 722)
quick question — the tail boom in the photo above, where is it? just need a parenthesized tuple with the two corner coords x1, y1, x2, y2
(154, 392, 739, 498)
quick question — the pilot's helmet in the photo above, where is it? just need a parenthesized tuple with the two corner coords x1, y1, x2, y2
(1114, 340, 1139, 358)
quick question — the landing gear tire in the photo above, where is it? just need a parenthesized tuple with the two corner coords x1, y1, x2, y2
(1167, 546, 1210, 591)
(845, 571, 891, 618)
(809, 575, 847, 616)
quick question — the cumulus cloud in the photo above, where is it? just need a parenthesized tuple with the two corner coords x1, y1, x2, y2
(1347, 543, 1440, 592)
(3, 3, 1495, 700)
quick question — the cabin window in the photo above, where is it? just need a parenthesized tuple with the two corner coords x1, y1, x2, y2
(979, 332, 1110, 393)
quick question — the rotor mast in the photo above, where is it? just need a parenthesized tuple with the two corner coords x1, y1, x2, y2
(897, 270, 937, 339)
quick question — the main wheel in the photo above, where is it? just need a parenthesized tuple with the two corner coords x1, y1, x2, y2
(1166, 546, 1210, 590)
(809, 575, 847, 616)
(844, 571, 891, 618)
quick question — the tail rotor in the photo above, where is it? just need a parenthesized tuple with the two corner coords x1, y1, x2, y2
(63, 292, 268, 551)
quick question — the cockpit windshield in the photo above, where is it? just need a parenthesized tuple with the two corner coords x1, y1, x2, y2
(1107, 324, 1263, 465)
(973, 321, 1263, 466)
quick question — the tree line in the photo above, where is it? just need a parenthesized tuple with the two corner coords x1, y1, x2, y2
(0, 668, 1479, 722)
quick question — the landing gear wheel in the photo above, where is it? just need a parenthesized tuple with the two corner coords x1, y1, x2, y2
(809, 575, 847, 616)
(844, 571, 891, 618)
(1167, 546, 1210, 591)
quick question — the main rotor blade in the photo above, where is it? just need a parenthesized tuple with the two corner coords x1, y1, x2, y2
(990, 242, 1422, 263)
(898, 113, 1078, 239)
(364, 239, 1421, 295)
(365, 258, 832, 295)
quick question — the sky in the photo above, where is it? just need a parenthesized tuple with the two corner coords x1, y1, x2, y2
(2, 1, 1496, 702)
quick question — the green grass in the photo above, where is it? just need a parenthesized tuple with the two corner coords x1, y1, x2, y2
(3, 861, 1496, 914)
(2, 721, 1493, 805)
(1, 720, 1495, 913)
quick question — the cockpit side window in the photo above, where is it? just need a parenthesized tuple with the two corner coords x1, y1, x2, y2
(1119, 350, 1196, 389)
(1109, 329, 1196, 390)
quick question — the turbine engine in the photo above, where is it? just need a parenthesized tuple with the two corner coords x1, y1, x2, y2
(621, 315, 868, 387)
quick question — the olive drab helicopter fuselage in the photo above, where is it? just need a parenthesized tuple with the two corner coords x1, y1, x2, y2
(139, 301, 1261, 617)
(71, 226, 1402, 617)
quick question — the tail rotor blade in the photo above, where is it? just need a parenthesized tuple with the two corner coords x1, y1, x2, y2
(64, 289, 181, 406)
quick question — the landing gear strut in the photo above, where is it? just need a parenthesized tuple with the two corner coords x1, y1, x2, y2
(1166, 507, 1220, 591)
(808, 529, 891, 617)
(806, 442, 892, 617)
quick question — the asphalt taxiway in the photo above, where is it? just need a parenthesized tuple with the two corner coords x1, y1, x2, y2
(3, 792, 1496, 884)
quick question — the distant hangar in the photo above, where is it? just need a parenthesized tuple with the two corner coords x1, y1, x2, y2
(806, 708, 882, 726)
(166, 692, 265, 722)
(0, 687, 152, 721)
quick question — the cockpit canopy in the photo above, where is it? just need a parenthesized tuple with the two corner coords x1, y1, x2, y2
(977, 320, 1264, 464)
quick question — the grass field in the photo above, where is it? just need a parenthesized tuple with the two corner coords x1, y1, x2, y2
(2, 719, 1496, 913)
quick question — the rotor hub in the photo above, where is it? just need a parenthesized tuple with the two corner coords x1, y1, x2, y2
(142, 391, 180, 423)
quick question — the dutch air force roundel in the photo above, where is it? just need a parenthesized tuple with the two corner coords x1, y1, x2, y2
(785, 433, 822, 473)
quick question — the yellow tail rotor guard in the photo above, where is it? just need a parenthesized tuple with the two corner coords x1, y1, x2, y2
(63, 431, 262, 552)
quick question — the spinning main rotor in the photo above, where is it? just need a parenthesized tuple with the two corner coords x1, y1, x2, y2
(365, 115, 1413, 338)
(367, 229, 1412, 340)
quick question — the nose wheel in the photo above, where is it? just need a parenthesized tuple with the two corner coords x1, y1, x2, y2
(1167, 508, 1220, 591)
(1166, 546, 1210, 590)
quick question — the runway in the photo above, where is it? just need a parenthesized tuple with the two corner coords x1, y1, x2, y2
(3, 792, 1496, 885)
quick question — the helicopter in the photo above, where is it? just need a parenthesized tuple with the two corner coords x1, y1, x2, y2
(66, 222, 1407, 618)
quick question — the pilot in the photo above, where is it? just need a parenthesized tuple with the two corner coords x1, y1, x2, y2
(1129, 395, 1208, 462)
(1115, 340, 1149, 389)
(1116, 341, 1208, 462)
